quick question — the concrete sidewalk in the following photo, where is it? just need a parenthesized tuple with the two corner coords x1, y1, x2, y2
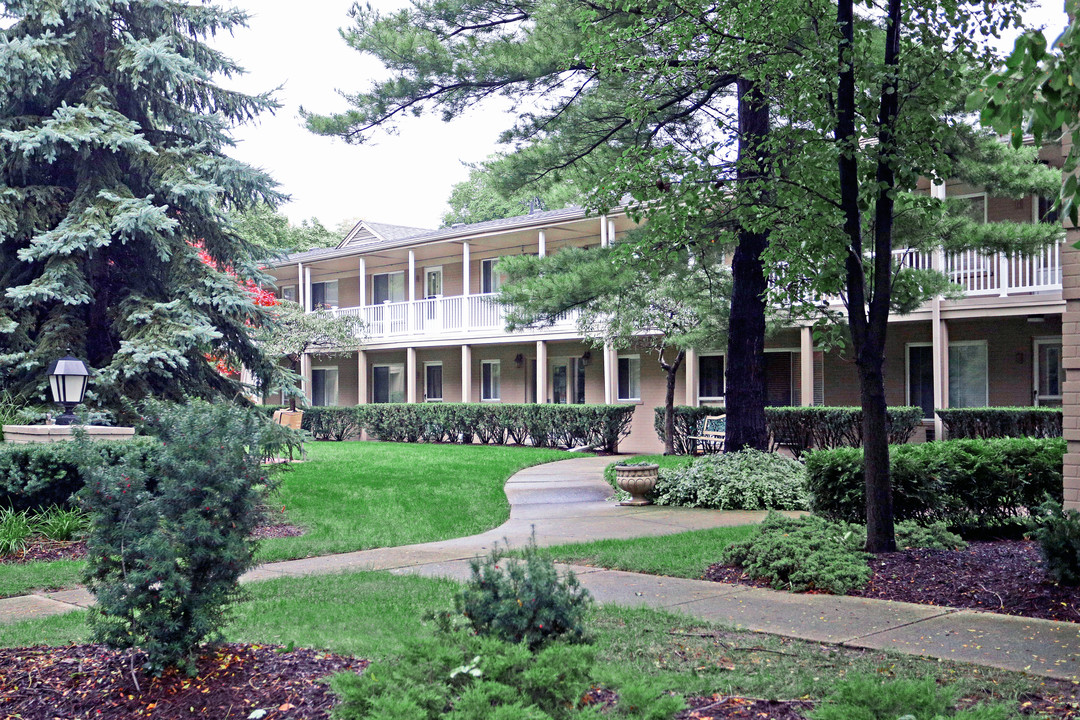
(4, 454, 1080, 681)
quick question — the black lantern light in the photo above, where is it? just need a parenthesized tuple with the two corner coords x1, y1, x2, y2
(47, 355, 89, 426)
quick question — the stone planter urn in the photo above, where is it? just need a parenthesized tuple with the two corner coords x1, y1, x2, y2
(614, 463, 659, 506)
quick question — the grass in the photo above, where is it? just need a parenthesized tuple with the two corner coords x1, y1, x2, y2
(257, 441, 571, 562)
(534, 525, 757, 578)
(0, 569, 1057, 713)
(0, 441, 571, 597)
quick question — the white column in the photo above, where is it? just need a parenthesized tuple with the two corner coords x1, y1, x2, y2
(300, 353, 312, 405)
(536, 340, 548, 403)
(800, 326, 814, 407)
(600, 215, 609, 247)
(359, 258, 367, 308)
(461, 345, 473, 402)
(608, 218, 616, 245)
(296, 262, 304, 307)
(462, 242, 471, 329)
(357, 350, 369, 405)
(538, 230, 546, 257)
(932, 298, 949, 439)
(685, 348, 698, 406)
(304, 267, 312, 312)
(603, 342, 614, 404)
(406, 347, 417, 403)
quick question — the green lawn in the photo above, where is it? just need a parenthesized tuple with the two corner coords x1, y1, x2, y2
(0, 570, 1055, 713)
(0, 441, 572, 598)
(534, 525, 757, 579)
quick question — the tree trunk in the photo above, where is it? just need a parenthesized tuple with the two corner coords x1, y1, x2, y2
(660, 349, 686, 455)
(725, 77, 770, 453)
(857, 339, 895, 552)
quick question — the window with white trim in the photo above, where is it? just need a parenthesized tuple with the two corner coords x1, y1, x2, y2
(617, 355, 641, 401)
(949, 341, 988, 408)
(310, 280, 338, 309)
(373, 364, 405, 404)
(372, 272, 405, 304)
(281, 285, 297, 303)
(425, 362, 443, 402)
(698, 354, 724, 400)
(480, 258, 502, 294)
(312, 367, 339, 406)
(481, 360, 501, 401)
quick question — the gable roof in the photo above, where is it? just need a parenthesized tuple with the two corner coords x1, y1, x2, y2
(338, 220, 432, 250)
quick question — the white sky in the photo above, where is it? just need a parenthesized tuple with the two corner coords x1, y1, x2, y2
(214, 0, 1071, 234)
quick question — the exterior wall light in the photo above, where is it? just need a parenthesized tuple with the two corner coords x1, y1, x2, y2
(47, 355, 89, 426)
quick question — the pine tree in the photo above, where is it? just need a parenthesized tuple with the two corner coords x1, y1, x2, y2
(0, 1, 287, 409)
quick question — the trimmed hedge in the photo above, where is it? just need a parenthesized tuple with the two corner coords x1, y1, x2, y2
(805, 436, 1065, 531)
(0, 438, 161, 513)
(653, 405, 924, 456)
(357, 403, 634, 453)
(936, 407, 1062, 440)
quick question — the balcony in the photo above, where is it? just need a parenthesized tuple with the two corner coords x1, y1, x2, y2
(893, 242, 1063, 297)
(327, 293, 579, 341)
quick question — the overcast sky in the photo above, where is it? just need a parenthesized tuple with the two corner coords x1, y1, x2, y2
(214, 0, 1071, 234)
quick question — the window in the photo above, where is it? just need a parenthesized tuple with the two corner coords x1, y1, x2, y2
(699, 354, 724, 400)
(906, 344, 935, 420)
(1038, 195, 1061, 225)
(949, 342, 988, 408)
(959, 193, 987, 224)
(312, 367, 339, 406)
(372, 272, 405, 304)
(281, 285, 297, 303)
(481, 258, 501, 294)
(372, 364, 405, 404)
(425, 362, 443, 402)
(310, 280, 338, 309)
(425, 267, 443, 298)
(481, 360, 501, 401)
(1036, 339, 1063, 405)
(617, 355, 641, 401)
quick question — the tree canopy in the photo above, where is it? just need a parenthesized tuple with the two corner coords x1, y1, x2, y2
(232, 204, 339, 256)
(442, 155, 585, 227)
(0, 0, 289, 409)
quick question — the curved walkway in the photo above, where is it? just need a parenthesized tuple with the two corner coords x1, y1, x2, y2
(4, 455, 1080, 682)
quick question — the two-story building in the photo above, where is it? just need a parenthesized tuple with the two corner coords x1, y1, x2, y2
(263, 181, 1065, 454)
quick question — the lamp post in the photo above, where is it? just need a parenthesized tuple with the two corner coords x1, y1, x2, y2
(47, 356, 89, 426)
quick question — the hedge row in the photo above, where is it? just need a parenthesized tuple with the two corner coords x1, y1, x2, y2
(653, 405, 923, 456)
(266, 403, 635, 452)
(936, 407, 1062, 440)
(805, 436, 1065, 531)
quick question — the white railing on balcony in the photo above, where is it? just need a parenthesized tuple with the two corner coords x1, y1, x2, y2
(329, 293, 579, 340)
(892, 241, 1062, 297)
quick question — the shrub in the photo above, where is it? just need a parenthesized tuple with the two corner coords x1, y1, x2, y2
(893, 520, 966, 551)
(331, 626, 596, 720)
(937, 406, 1062, 439)
(0, 507, 33, 555)
(652, 406, 715, 455)
(1028, 499, 1080, 586)
(719, 513, 870, 594)
(457, 535, 592, 649)
(303, 406, 360, 441)
(805, 437, 1065, 531)
(810, 675, 1011, 720)
(0, 438, 160, 513)
(766, 406, 924, 458)
(356, 403, 634, 452)
(653, 449, 809, 510)
(78, 399, 278, 675)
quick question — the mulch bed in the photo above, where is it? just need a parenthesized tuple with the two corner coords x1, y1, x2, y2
(0, 642, 366, 720)
(705, 539, 1080, 623)
(0, 524, 305, 565)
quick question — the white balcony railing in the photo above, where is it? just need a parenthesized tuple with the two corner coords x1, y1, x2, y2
(329, 293, 579, 340)
(892, 241, 1063, 297)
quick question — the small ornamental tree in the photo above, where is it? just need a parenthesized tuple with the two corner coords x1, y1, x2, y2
(77, 399, 278, 676)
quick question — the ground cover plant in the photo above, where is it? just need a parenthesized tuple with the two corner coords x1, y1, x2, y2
(652, 449, 809, 510)
(1, 570, 1077, 719)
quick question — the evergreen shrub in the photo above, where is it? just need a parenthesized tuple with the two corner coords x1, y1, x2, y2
(653, 449, 809, 510)
(331, 627, 596, 720)
(805, 437, 1065, 531)
(719, 512, 870, 594)
(458, 536, 592, 649)
(1028, 499, 1080, 586)
(303, 406, 360, 441)
(936, 406, 1062, 439)
(0, 438, 159, 512)
(810, 675, 1011, 720)
(78, 400, 280, 675)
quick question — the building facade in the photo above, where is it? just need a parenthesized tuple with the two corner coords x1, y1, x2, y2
(265, 184, 1066, 454)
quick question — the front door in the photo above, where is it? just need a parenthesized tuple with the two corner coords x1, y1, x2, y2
(1034, 339, 1063, 406)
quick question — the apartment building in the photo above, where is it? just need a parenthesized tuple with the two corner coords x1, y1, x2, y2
(264, 182, 1066, 454)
